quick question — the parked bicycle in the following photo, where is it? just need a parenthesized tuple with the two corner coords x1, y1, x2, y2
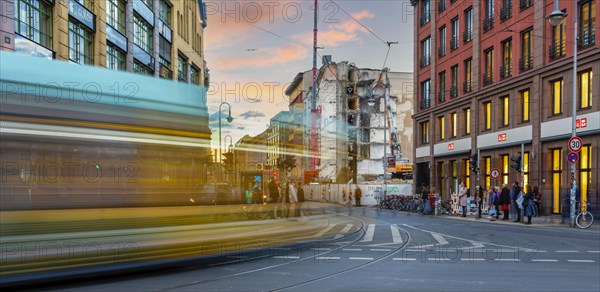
(575, 201, 594, 229)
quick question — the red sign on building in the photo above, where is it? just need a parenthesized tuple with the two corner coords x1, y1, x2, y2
(497, 133, 507, 142)
(576, 118, 588, 129)
(448, 143, 455, 150)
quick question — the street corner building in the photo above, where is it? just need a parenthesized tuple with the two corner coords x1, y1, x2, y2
(411, 0, 599, 215)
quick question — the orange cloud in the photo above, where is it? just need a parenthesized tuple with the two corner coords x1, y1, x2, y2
(214, 45, 307, 71)
(292, 9, 375, 47)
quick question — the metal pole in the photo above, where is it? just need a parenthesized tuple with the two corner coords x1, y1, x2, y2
(570, 0, 578, 228)
(477, 148, 480, 220)
(383, 68, 389, 202)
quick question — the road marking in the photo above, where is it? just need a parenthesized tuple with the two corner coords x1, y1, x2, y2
(334, 224, 354, 239)
(271, 247, 291, 251)
(315, 224, 337, 238)
(391, 224, 403, 244)
(495, 259, 519, 262)
(567, 260, 595, 263)
(460, 258, 485, 261)
(361, 224, 376, 242)
(349, 257, 373, 261)
(587, 251, 600, 253)
(342, 248, 362, 251)
(431, 233, 449, 245)
(311, 248, 331, 251)
(227, 255, 248, 259)
(370, 248, 391, 252)
(531, 259, 558, 262)
(316, 256, 340, 260)
(431, 258, 451, 261)
(273, 256, 300, 259)
(393, 258, 416, 261)
(556, 250, 579, 253)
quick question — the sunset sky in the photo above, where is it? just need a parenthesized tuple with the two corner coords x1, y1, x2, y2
(203, 0, 415, 150)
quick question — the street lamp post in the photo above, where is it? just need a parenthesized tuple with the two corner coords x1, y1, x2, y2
(547, 0, 577, 227)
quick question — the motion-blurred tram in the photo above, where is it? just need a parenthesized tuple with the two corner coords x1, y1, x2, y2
(0, 52, 213, 210)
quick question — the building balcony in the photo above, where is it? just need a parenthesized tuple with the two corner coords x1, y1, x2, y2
(449, 85, 458, 99)
(420, 97, 431, 110)
(578, 29, 596, 50)
(549, 42, 566, 60)
(483, 17, 494, 32)
(483, 72, 493, 86)
(420, 13, 430, 26)
(500, 5, 512, 22)
(438, 45, 446, 57)
(519, 55, 533, 72)
(500, 63, 512, 79)
(463, 80, 472, 93)
(438, 0, 446, 13)
(450, 36, 459, 51)
(463, 29, 472, 43)
(438, 91, 446, 103)
(519, 0, 533, 10)
(420, 55, 431, 67)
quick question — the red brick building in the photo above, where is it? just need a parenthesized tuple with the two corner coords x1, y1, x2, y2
(412, 0, 599, 215)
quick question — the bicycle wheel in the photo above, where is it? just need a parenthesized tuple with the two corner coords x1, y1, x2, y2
(576, 212, 594, 229)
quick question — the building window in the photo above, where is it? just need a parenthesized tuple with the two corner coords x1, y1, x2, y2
(420, 37, 431, 67)
(483, 0, 494, 31)
(420, 121, 430, 145)
(438, 0, 446, 12)
(76, 0, 94, 12)
(483, 156, 491, 191)
(178, 53, 188, 82)
(520, 0, 533, 10)
(483, 101, 492, 130)
(134, 14, 153, 54)
(483, 47, 494, 86)
(438, 71, 446, 103)
(106, 0, 126, 34)
(191, 65, 200, 85)
(451, 17, 459, 50)
(159, 0, 171, 25)
(552, 148, 563, 214)
(438, 25, 447, 57)
(438, 162, 445, 199)
(159, 36, 172, 70)
(579, 70, 593, 109)
(551, 79, 563, 115)
(438, 115, 445, 141)
(579, 0, 596, 49)
(463, 159, 470, 188)
(464, 58, 472, 93)
(421, 79, 431, 109)
(450, 160, 458, 191)
(106, 44, 125, 71)
(501, 38, 512, 79)
(450, 65, 458, 98)
(15, 0, 53, 50)
(521, 89, 530, 122)
(579, 145, 592, 207)
(523, 152, 530, 188)
(501, 95, 510, 127)
(133, 61, 153, 75)
(450, 112, 457, 138)
(520, 28, 533, 71)
(464, 7, 473, 43)
(550, 16, 566, 60)
(500, 0, 512, 22)
(463, 108, 471, 134)
(141, 0, 153, 8)
(501, 154, 509, 185)
(420, 0, 430, 26)
(69, 20, 94, 65)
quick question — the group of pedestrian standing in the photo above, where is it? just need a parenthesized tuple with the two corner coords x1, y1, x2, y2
(265, 179, 305, 219)
(486, 182, 541, 224)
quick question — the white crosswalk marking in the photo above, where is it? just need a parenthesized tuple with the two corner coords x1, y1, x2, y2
(314, 224, 336, 238)
(391, 224, 403, 244)
(349, 257, 373, 260)
(334, 224, 353, 239)
(361, 224, 376, 242)
(531, 259, 558, 262)
(567, 260, 595, 263)
(431, 233, 449, 245)
(273, 256, 300, 259)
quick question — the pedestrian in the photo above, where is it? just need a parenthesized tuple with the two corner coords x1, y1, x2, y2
(268, 179, 280, 218)
(500, 184, 511, 220)
(297, 182, 305, 217)
(421, 186, 429, 214)
(523, 184, 534, 225)
(245, 182, 254, 204)
(487, 187, 498, 221)
(288, 182, 298, 219)
(476, 185, 484, 219)
(532, 186, 542, 217)
(458, 182, 468, 217)
(354, 186, 362, 207)
(512, 181, 522, 223)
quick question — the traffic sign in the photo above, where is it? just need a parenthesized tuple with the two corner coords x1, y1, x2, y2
(567, 152, 579, 164)
(568, 136, 583, 152)
(490, 168, 500, 180)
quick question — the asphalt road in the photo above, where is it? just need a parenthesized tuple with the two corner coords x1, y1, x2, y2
(50, 206, 600, 291)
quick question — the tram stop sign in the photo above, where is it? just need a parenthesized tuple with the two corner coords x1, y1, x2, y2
(567, 152, 579, 164)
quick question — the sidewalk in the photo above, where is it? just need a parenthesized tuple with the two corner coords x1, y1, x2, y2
(439, 213, 600, 231)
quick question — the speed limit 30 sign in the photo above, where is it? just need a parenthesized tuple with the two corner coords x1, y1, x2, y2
(568, 136, 583, 152)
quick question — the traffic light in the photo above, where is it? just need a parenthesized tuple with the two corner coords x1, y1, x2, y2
(511, 156, 522, 172)
(468, 153, 478, 174)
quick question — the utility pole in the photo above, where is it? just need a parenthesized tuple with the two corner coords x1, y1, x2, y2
(310, 0, 319, 174)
